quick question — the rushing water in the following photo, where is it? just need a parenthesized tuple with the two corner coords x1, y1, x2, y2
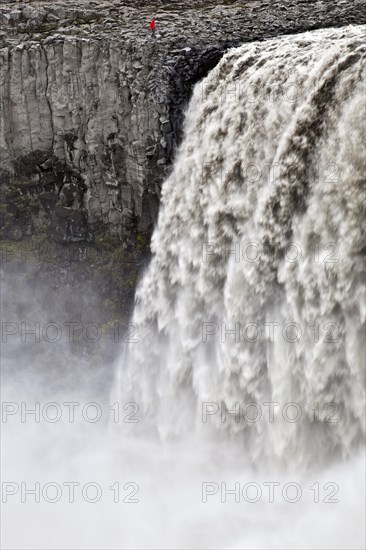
(2, 25, 366, 549)
(119, 25, 366, 468)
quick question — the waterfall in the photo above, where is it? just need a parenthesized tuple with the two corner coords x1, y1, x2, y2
(119, 25, 366, 466)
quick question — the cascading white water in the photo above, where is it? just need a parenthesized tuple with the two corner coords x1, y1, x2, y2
(2, 25, 366, 550)
(120, 25, 366, 466)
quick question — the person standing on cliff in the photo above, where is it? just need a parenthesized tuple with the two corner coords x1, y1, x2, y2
(150, 19, 156, 38)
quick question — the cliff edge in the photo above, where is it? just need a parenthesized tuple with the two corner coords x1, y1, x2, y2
(1, 0, 365, 242)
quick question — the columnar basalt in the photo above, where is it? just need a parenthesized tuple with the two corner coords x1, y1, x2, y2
(1, 0, 366, 243)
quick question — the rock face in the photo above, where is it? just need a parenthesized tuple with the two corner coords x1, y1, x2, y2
(1, 0, 366, 243)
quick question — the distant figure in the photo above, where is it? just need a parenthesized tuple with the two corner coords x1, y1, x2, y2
(150, 19, 156, 38)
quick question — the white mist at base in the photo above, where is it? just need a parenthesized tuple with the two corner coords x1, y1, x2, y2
(2, 371, 365, 549)
(2, 26, 366, 549)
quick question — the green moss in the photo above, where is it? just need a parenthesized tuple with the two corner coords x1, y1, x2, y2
(0, 234, 49, 263)
(5, 185, 38, 211)
(136, 232, 148, 252)
(0, 226, 151, 357)
(9, 176, 34, 187)
(0, 228, 152, 367)
(0, 239, 21, 259)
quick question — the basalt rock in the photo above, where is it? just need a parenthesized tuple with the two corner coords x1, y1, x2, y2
(1, 0, 365, 244)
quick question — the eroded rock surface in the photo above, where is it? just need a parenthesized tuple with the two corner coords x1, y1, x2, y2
(1, 0, 365, 242)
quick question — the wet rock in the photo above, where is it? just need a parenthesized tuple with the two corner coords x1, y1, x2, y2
(0, 0, 365, 244)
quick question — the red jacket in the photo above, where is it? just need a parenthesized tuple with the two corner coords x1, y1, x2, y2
(150, 20, 156, 30)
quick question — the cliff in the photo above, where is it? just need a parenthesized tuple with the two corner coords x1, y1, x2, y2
(1, 1, 365, 356)
(1, 0, 365, 243)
